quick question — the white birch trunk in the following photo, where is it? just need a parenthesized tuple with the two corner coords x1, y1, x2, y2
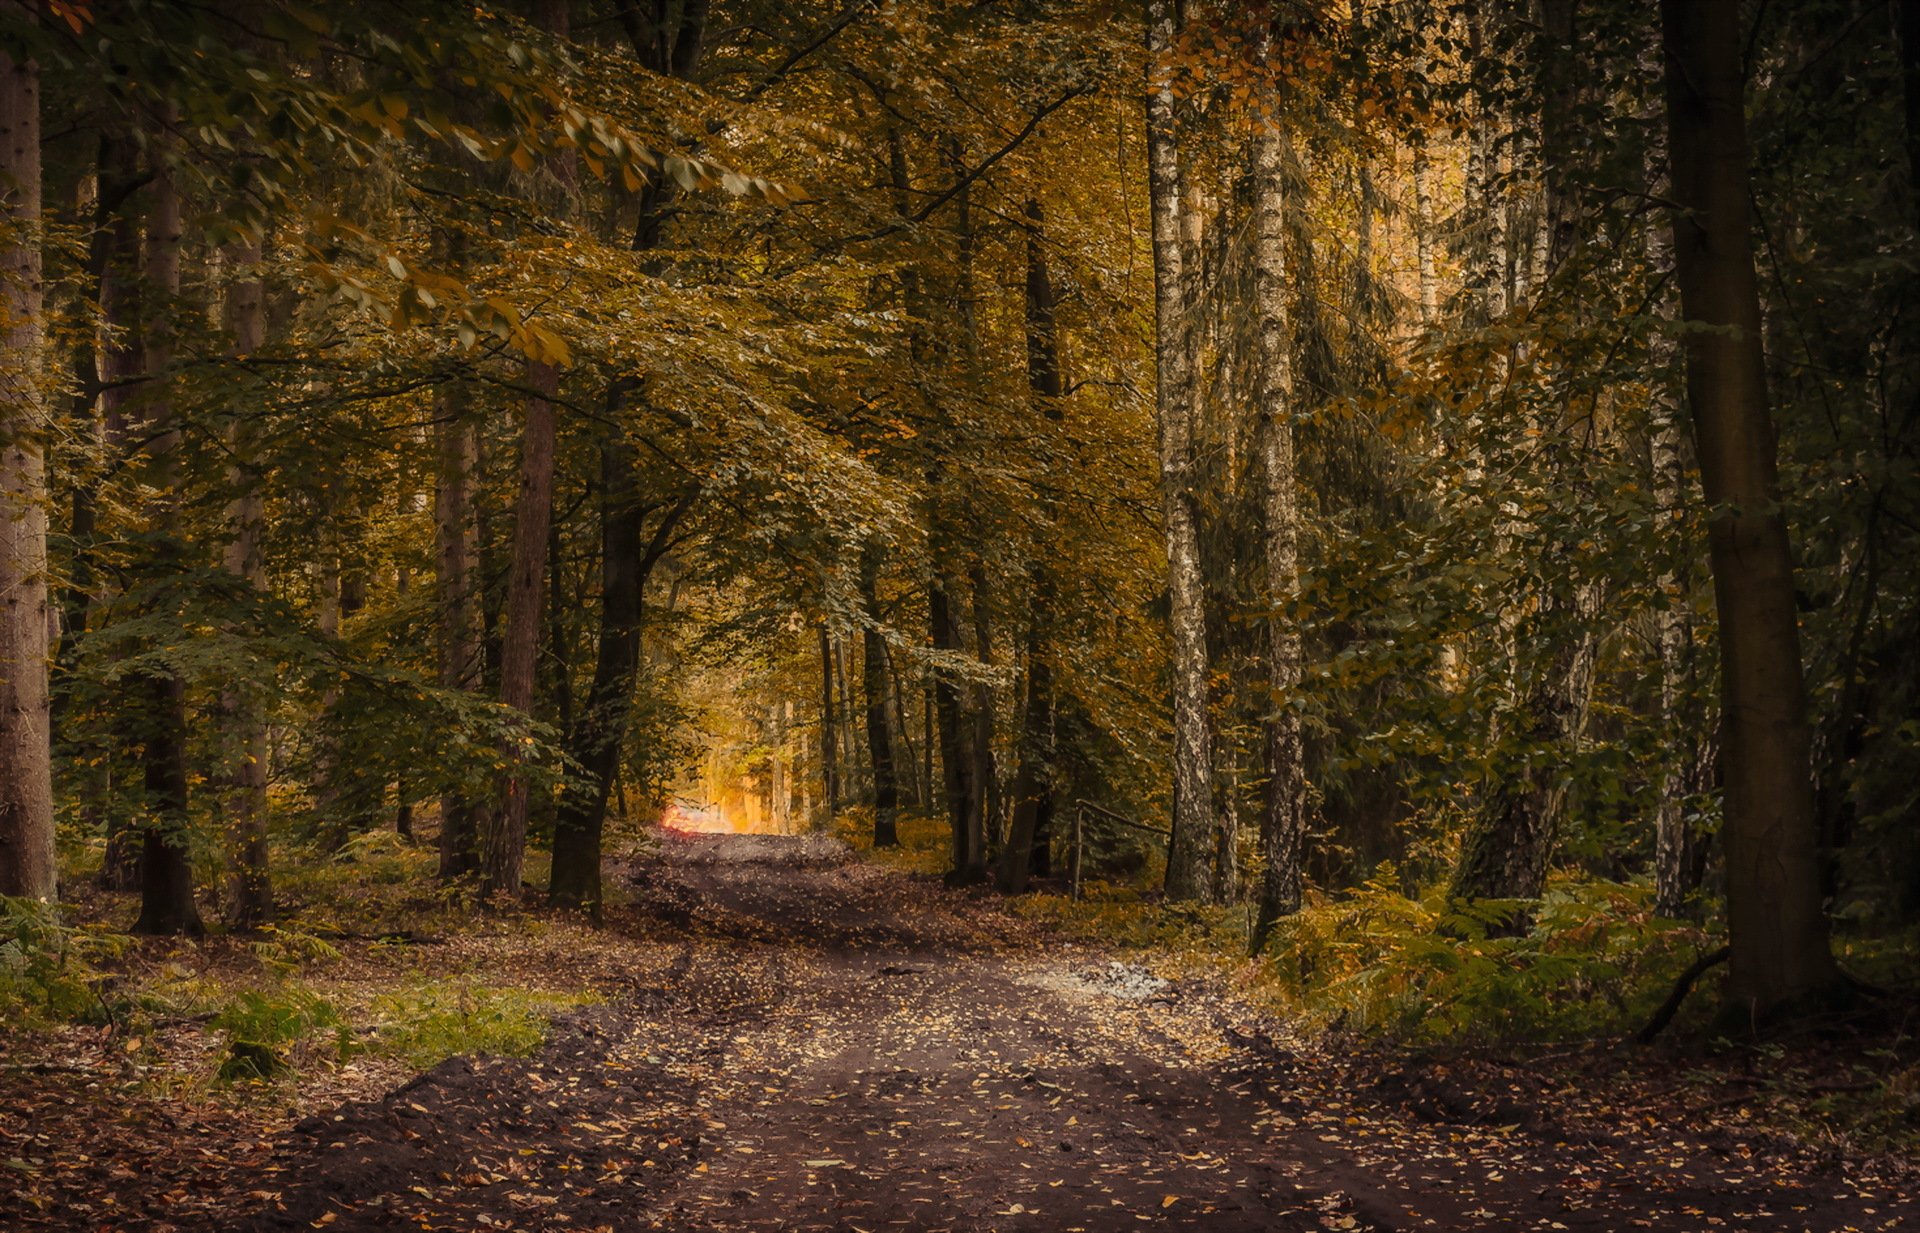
(1249, 120, 1310, 947)
(1147, 0, 1215, 903)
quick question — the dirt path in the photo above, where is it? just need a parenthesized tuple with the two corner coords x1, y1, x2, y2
(222, 832, 1914, 1232)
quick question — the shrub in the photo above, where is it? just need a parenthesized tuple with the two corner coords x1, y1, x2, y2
(369, 982, 593, 1069)
(209, 985, 355, 1082)
(0, 896, 130, 1026)
(1268, 872, 1716, 1041)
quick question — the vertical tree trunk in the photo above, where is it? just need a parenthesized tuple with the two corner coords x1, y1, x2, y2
(549, 423, 691, 915)
(1249, 121, 1310, 953)
(930, 578, 982, 880)
(313, 524, 348, 850)
(819, 623, 840, 814)
(481, 360, 558, 902)
(994, 604, 1054, 893)
(1447, 628, 1598, 910)
(861, 549, 900, 847)
(93, 139, 144, 892)
(130, 139, 200, 937)
(969, 566, 997, 861)
(548, 426, 635, 912)
(1466, 2, 1509, 322)
(1659, 0, 1842, 1017)
(888, 653, 924, 811)
(0, 30, 53, 902)
(435, 375, 484, 878)
(771, 701, 791, 833)
(1147, 0, 1216, 902)
(837, 636, 863, 799)
(480, 0, 577, 904)
(222, 240, 271, 927)
(1411, 67, 1439, 326)
(995, 200, 1067, 894)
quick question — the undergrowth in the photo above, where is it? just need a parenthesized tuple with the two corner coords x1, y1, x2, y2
(5, 829, 608, 1092)
(831, 807, 951, 877)
(369, 980, 598, 1070)
(1014, 871, 1719, 1043)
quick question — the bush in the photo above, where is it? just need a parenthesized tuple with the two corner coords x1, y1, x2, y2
(0, 896, 129, 1026)
(1268, 872, 1716, 1041)
(209, 985, 355, 1082)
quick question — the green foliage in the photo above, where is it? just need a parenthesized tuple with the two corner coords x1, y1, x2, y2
(1266, 875, 1715, 1042)
(210, 984, 356, 1082)
(0, 898, 129, 1027)
(369, 981, 593, 1070)
(250, 925, 345, 977)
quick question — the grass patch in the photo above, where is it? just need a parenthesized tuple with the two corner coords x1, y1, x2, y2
(368, 979, 598, 1070)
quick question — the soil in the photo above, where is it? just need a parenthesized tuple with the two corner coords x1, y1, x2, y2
(7, 830, 1917, 1231)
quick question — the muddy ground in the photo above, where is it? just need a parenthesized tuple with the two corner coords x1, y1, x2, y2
(7, 830, 1916, 1231)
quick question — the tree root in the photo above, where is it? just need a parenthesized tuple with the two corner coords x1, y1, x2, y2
(1636, 945, 1731, 1044)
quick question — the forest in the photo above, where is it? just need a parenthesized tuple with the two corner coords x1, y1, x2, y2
(2, 0, 1918, 1229)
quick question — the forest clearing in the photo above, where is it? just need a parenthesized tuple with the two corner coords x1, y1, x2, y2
(2, 0, 1920, 1229)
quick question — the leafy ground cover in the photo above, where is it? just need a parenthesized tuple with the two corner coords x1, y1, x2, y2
(5, 828, 1917, 1231)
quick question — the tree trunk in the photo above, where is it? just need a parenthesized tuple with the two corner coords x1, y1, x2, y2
(1466, 2, 1509, 322)
(995, 604, 1054, 894)
(548, 424, 641, 916)
(1249, 121, 1310, 953)
(930, 578, 982, 880)
(1411, 94, 1439, 325)
(479, 0, 581, 903)
(94, 138, 144, 893)
(819, 623, 840, 815)
(1448, 624, 1598, 907)
(129, 136, 199, 936)
(888, 654, 922, 811)
(995, 200, 1067, 894)
(550, 422, 691, 915)
(0, 31, 53, 902)
(222, 240, 272, 928)
(435, 374, 484, 879)
(481, 360, 559, 902)
(313, 525, 350, 851)
(1147, 0, 1215, 902)
(969, 566, 997, 861)
(861, 549, 900, 848)
(1659, 0, 1842, 1017)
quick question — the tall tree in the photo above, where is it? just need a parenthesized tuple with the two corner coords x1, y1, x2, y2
(1659, 0, 1842, 1016)
(1147, 0, 1216, 902)
(130, 145, 201, 937)
(995, 201, 1065, 894)
(221, 239, 272, 927)
(0, 17, 52, 902)
(479, 0, 571, 904)
(434, 368, 483, 879)
(549, 0, 709, 912)
(1248, 117, 1309, 952)
(818, 623, 840, 817)
(861, 547, 900, 848)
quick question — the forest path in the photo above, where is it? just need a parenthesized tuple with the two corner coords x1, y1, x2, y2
(232, 832, 1912, 1232)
